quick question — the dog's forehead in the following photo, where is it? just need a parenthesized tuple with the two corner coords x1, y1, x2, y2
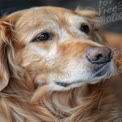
(20, 7, 76, 20)
(14, 7, 85, 29)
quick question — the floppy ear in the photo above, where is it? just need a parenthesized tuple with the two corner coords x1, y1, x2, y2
(0, 19, 13, 91)
(0, 11, 23, 91)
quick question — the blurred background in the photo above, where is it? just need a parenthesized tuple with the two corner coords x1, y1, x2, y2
(0, 0, 122, 33)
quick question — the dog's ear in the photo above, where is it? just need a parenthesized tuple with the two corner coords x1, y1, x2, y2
(0, 12, 22, 91)
(75, 6, 99, 18)
(0, 19, 12, 91)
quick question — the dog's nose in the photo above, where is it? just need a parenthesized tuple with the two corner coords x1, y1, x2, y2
(86, 47, 113, 64)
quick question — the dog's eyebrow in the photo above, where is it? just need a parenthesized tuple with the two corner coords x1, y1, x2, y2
(66, 14, 87, 24)
(24, 23, 60, 43)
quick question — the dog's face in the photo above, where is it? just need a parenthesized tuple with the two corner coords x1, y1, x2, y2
(0, 7, 116, 91)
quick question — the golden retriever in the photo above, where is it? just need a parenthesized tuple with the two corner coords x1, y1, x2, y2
(0, 6, 121, 122)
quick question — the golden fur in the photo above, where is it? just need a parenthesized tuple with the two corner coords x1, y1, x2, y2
(0, 6, 121, 122)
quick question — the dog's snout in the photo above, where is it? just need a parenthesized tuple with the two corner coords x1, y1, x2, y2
(86, 47, 113, 64)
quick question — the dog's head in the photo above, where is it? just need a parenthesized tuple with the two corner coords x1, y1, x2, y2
(0, 6, 116, 91)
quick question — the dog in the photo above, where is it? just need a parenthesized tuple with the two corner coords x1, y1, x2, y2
(0, 6, 120, 122)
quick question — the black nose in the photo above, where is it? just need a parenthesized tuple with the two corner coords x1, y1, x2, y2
(86, 47, 113, 64)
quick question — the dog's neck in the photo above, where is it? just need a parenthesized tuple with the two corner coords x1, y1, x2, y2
(1, 77, 118, 121)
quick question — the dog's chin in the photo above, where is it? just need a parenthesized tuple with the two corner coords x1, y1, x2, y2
(53, 61, 116, 91)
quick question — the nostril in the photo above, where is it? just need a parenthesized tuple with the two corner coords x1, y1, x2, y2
(96, 54, 103, 60)
(108, 50, 113, 59)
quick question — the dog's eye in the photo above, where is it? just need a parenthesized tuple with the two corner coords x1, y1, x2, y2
(33, 32, 52, 42)
(80, 24, 90, 34)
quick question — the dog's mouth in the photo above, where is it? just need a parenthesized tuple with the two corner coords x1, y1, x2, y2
(55, 82, 71, 87)
(92, 63, 110, 77)
(55, 62, 115, 88)
(55, 81, 81, 87)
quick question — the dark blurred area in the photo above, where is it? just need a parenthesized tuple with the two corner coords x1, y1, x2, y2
(0, 0, 122, 33)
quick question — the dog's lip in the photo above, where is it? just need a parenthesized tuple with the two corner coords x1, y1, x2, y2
(55, 82, 71, 87)
(92, 64, 106, 72)
(93, 63, 110, 77)
(55, 81, 81, 87)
